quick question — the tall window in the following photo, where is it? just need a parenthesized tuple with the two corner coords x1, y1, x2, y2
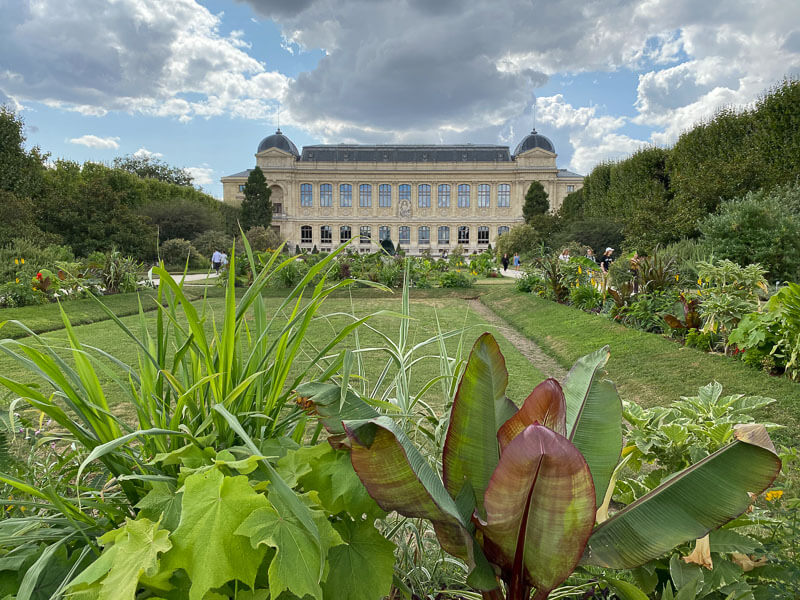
(300, 225, 312, 244)
(320, 225, 332, 244)
(320, 184, 333, 207)
(478, 184, 491, 208)
(418, 184, 431, 208)
(399, 184, 411, 203)
(300, 184, 313, 207)
(457, 184, 470, 208)
(498, 226, 510, 236)
(399, 226, 410, 245)
(379, 226, 391, 241)
(458, 226, 470, 244)
(567, 185, 575, 192)
(340, 184, 352, 207)
(478, 226, 489, 244)
(379, 184, 391, 207)
(418, 226, 430, 245)
(360, 184, 372, 207)
(438, 226, 450, 245)
(238, 184, 246, 192)
(360, 226, 371, 243)
(340, 225, 351, 243)
(498, 184, 510, 207)
(438, 184, 450, 208)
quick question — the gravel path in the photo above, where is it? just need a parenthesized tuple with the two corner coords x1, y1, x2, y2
(469, 298, 567, 380)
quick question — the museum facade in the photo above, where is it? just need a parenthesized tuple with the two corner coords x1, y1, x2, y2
(221, 129, 583, 254)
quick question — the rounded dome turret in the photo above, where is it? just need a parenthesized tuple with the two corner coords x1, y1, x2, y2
(257, 128, 299, 157)
(514, 129, 555, 156)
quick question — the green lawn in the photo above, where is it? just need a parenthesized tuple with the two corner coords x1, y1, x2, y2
(481, 286, 800, 448)
(0, 285, 544, 417)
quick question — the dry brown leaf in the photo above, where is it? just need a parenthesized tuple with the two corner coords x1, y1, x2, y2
(683, 534, 713, 569)
(731, 552, 768, 572)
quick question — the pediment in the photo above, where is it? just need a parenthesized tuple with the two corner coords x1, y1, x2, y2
(516, 146, 556, 158)
(255, 147, 295, 159)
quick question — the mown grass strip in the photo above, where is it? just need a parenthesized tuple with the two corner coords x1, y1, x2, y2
(481, 286, 800, 448)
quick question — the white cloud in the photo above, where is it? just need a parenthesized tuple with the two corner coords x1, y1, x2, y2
(132, 147, 164, 159)
(186, 166, 214, 185)
(68, 134, 120, 149)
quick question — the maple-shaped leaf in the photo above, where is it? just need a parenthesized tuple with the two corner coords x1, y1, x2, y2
(160, 468, 270, 600)
(321, 518, 395, 600)
(294, 443, 382, 518)
(135, 482, 182, 531)
(67, 517, 172, 600)
(236, 492, 342, 600)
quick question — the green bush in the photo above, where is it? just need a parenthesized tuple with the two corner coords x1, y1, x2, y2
(685, 328, 719, 352)
(0, 238, 74, 283)
(569, 283, 603, 311)
(515, 270, 544, 293)
(240, 226, 282, 253)
(159, 238, 207, 269)
(0, 280, 47, 308)
(438, 270, 474, 288)
(192, 229, 233, 259)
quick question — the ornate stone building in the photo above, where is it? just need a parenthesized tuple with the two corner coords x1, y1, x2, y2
(221, 129, 583, 254)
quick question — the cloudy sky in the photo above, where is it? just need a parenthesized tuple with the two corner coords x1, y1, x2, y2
(2, 0, 799, 198)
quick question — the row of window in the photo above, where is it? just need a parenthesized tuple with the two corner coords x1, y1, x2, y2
(300, 225, 511, 245)
(299, 183, 511, 208)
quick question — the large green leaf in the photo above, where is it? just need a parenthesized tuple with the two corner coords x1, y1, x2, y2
(583, 424, 781, 569)
(321, 518, 396, 600)
(67, 518, 172, 600)
(442, 332, 510, 518)
(479, 424, 596, 600)
(561, 347, 622, 505)
(159, 468, 269, 600)
(497, 378, 566, 450)
(344, 416, 498, 590)
(237, 494, 342, 600)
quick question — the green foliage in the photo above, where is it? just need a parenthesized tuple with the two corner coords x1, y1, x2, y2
(158, 238, 207, 269)
(0, 105, 46, 199)
(192, 229, 234, 258)
(494, 225, 541, 259)
(616, 290, 678, 333)
(0, 237, 74, 283)
(301, 337, 781, 600)
(0, 190, 47, 246)
(240, 166, 272, 230)
(113, 154, 194, 186)
(242, 225, 282, 252)
(438, 269, 474, 288)
(515, 269, 545, 293)
(570, 283, 604, 311)
(685, 328, 719, 352)
(88, 249, 144, 294)
(140, 198, 224, 241)
(699, 182, 800, 282)
(523, 180, 550, 223)
(558, 187, 585, 221)
(549, 217, 623, 256)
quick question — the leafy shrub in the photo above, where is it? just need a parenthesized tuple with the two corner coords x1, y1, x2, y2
(515, 270, 545, 293)
(0, 238, 74, 283)
(240, 225, 282, 253)
(87, 249, 144, 294)
(685, 328, 719, 352)
(438, 270, 474, 288)
(570, 283, 603, 311)
(159, 238, 207, 269)
(616, 290, 678, 333)
(495, 224, 541, 259)
(192, 229, 233, 258)
(0, 280, 47, 308)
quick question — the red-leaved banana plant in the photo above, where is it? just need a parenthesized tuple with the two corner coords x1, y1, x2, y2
(297, 333, 781, 599)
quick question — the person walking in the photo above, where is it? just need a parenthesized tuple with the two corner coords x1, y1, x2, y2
(501, 253, 510, 272)
(558, 248, 571, 262)
(513, 252, 521, 271)
(586, 248, 597, 263)
(211, 249, 223, 274)
(600, 247, 614, 274)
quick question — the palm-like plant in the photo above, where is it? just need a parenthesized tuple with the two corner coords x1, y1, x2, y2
(298, 334, 782, 599)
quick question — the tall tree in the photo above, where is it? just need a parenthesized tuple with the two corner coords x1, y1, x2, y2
(522, 181, 549, 223)
(240, 167, 272, 230)
(112, 154, 194, 187)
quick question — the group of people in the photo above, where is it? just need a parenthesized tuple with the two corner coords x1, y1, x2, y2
(211, 249, 229, 274)
(500, 252, 521, 272)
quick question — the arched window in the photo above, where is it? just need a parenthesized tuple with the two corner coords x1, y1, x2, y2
(399, 226, 410, 245)
(379, 184, 391, 207)
(438, 226, 450, 245)
(340, 184, 352, 207)
(320, 225, 332, 244)
(360, 226, 371, 243)
(320, 184, 333, 207)
(498, 184, 510, 207)
(379, 226, 391, 241)
(418, 184, 431, 208)
(418, 226, 430, 245)
(300, 184, 313, 207)
(498, 226, 510, 237)
(340, 225, 351, 243)
(478, 226, 489, 244)
(458, 226, 469, 244)
(360, 184, 372, 207)
(478, 184, 491, 208)
(457, 184, 470, 208)
(438, 184, 450, 208)
(399, 184, 411, 203)
(300, 225, 312, 244)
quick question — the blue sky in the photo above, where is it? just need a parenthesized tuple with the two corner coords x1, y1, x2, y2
(2, 0, 798, 199)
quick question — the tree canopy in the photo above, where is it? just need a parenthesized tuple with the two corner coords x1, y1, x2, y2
(240, 166, 272, 230)
(522, 181, 549, 223)
(112, 154, 194, 187)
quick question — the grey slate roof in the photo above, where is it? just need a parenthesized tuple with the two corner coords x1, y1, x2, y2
(257, 129, 300, 156)
(557, 169, 583, 178)
(222, 169, 253, 179)
(300, 145, 512, 163)
(514, 129, 555, 155)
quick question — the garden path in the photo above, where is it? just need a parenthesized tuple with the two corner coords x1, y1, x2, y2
(468, 299, 567, 380)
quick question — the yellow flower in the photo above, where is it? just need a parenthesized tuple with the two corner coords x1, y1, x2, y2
(765, 490, 784, 502)
(675, 274, 680, 281)
(15, 278, 19, 283)
(697, 277, 703, 286)
(590, 278, 596, 285)
(14, 258, 18, 265)
(21, 258, 24, 264)
(578, 266, 582, 274)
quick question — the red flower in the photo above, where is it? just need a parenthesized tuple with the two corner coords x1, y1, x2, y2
(36, 272, 43, 281)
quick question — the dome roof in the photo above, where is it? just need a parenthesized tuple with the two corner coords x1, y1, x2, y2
(257, 128, 299, 156)
(514, 129, 555, 155)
